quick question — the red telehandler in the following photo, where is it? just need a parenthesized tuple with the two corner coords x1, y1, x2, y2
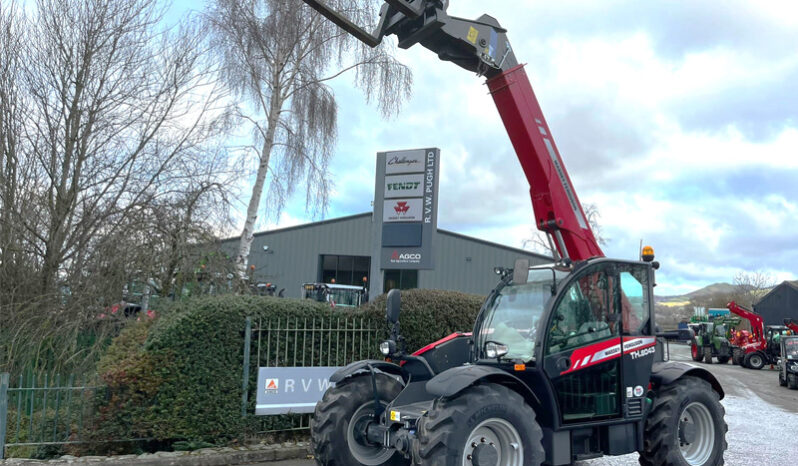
(301, 2, 727, 465)
(727, 301, 793, 369)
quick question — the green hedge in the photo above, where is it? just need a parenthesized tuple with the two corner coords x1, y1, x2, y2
(94, 289, 485, 447)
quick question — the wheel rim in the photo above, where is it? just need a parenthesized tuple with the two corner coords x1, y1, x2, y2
(691, 345, 698, 358)
(461, 418, 523, 466)
(346, 403, 395, 465)
(678, 402, 715, 465)
(750, 354, 762, 367)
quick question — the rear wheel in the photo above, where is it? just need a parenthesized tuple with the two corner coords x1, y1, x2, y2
(731, 349, 742, 366)
(744, 352, 765, 370)
(788, 374, 798, 390)
(311, 374, 409, 466)
(691, 344, 702, 362)
(779, 370, 787, 387)
(414, 383, 544, 466)
(639, 376, 727, 466)
(703, 348, 713, 364)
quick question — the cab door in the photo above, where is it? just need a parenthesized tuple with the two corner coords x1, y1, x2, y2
(542, 262, 622, 424)
(616, 264, 656, 419)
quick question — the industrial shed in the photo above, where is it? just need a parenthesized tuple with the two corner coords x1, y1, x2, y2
(219, 212, 550, 299)
(754, 280, 798, 326)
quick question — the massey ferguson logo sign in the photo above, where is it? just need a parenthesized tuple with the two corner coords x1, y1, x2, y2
(382, 198, 422, 222)
(390, 250, 421, 264)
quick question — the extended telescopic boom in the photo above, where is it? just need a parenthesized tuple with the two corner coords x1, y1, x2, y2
(302, 0, 603, 261)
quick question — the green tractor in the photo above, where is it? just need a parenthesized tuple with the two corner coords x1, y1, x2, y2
(690, 317, 741, 364)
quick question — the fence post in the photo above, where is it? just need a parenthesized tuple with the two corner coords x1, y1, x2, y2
(1, 372, 9, 460)
(241, 317, 252, 417)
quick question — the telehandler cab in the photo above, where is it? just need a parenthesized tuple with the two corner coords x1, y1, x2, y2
(301, 1, 728, 464)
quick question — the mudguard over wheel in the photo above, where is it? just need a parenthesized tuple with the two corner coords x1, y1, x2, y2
(414, 383, 544, 466)
(744, 352, 765, 370)
(690, 344, 703, 362)
(639, 376, 727, 466)
(311, 374, 409, 466)
(703, 348, 713, 364)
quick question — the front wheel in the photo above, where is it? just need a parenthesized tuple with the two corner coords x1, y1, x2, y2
(779, 370, 787, 387)
(788, 374, 798, 390)
(703, 347, 713, 364)
(414, 383, 544, 466)
(639, 376, 727, 466)
(744, 352, 765, 370)
(311, 374, 409, 466)
(716, 356, 730, 364)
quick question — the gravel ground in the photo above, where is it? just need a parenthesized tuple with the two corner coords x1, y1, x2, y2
(578, 390, 798, 465)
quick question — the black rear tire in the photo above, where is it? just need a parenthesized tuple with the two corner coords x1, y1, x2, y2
(414, 383, 544, 466)
(639, 376, 727, 466)
(716, 356, 730, 364)
(788, 374, 798, 390)
(779, 370, 787, 387)
(703, 348, 713, 364)
(311, 374, 409, 466)
(744, 352, 765, 370)
(690, 343, 703, 362)
(731, 349, 742, 366)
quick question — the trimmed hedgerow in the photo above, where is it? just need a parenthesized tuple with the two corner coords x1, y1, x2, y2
(94, 289, 486, 446)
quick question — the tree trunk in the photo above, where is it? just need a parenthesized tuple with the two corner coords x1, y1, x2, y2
(236, 90, 282, 278)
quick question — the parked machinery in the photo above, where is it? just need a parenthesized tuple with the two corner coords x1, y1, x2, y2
(778, 334, 798, 389)
(690, 317, 741, 364)
(301, 1, 727, 465)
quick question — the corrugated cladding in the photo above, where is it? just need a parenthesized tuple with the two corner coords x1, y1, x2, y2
(220, 213, 550, 299)
(754, 281, 798, 326)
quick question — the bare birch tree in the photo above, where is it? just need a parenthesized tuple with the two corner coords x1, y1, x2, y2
(204, 0, 413, 276)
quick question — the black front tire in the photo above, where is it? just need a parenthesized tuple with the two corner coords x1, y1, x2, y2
(414, 383, 544, 466)
(788, 374, 798, 390)
(716, 356, 730, 365)
(703, 348, 713, 364)
(311, 374, 409, 466)
(779, 370, 787, 387)
(744, 352, 765, 370)
(639, 376, 727, 466)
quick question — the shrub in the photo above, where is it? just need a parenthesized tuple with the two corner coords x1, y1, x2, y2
(94, 289, 486, 446)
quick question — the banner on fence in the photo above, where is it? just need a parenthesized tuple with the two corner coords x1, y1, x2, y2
(255, 367, 339, 415)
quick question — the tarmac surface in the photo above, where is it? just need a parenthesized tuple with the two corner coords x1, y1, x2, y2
(251, 343, 798, 466)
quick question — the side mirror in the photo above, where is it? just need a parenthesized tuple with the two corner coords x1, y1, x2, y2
(386, 289, 401, 324)
(512, 258, 529, 285)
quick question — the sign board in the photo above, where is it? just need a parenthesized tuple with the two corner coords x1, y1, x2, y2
(383, 198, 423, 222)
(372, 148, 440, 272)
(255, 366, 338, 415)
(385, 151, 425, 174)
(384, 174, 424, 198)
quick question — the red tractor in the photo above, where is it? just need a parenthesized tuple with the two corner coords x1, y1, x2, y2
(728, 301, 793, 369)
(301, 2, 727, 465)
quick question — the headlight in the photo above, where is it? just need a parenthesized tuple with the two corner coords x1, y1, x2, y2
(380, 340, 396, 356)
(485, 341, 509, 359)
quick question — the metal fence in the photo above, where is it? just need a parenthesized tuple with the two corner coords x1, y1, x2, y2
(242, 315, 383, 432)
(0, 372, 101, 459)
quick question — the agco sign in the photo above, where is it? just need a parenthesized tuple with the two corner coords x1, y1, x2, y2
(390, 250, 421, 263)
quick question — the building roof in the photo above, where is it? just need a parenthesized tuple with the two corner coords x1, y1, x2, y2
(222, 212, 551, 261)
(756, 280, 798, 306)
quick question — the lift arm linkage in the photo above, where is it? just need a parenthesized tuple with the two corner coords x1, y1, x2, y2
(726, 301, 764, 342)
(301, 0, 603, 261)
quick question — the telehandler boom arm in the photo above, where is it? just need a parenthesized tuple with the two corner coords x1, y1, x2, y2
(301, 0, 603, 261)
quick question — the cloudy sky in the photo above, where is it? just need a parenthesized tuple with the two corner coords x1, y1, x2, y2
(185, 1, 798, 296)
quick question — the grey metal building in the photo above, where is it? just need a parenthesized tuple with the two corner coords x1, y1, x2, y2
(220, 212, 550, 299)
(754, 280, 798, 326)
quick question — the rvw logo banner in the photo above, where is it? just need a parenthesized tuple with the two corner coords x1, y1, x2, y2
(255, 367, 339, 415)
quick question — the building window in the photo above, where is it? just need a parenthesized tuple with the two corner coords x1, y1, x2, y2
(383, 269, 418, 292)
(319, 255, 370, 286)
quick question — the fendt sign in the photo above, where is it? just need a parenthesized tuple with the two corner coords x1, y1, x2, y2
(372, 148, 440, 272)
